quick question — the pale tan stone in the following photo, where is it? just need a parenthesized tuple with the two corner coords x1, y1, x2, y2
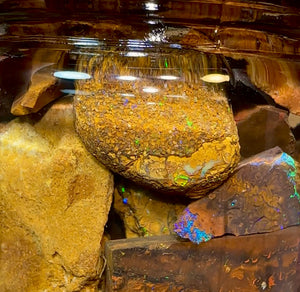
(0, 98, 114, 291)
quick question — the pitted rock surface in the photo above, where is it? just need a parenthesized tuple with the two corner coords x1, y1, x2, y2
(74, 51, 240, 197)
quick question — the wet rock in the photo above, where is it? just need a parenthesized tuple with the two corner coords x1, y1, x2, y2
(74, 51, 240, 197)
(236, 105, 296, 158)
(246, 56, 300, 115)
(175, 147, 300, 244)
(105, 227, 300, 292)
(113, 178, 187, 238)
(11, 49, 66, 116)
(0, 98, 114, 291)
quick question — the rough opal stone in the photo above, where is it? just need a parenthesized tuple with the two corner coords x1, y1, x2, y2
(74, 51, 240, 197)
(174, 147, 300, 243)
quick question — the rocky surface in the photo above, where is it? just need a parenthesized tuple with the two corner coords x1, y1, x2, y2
(0, 97, 114, 291)
(246, 56, 300, 115)
(236, 105, 296, 158)
(105, 227, 300, 292)
(113, 178, 187, 238)
(11, 49, 66, 116)
(74, 51, 240, 197)
(175, 147, 300, 244)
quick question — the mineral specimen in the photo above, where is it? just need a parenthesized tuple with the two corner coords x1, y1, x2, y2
(74, 51, 240, 197)
(113, 178, 187, 238)
(175, 147, 300, 243)
(0, 98, 114, 291)
(105, 227, 300, 292)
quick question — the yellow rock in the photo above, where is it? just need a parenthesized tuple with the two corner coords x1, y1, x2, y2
(113, 179, 187, 238)
(0, 97, 114, 291)
(74, 51, 240, 197)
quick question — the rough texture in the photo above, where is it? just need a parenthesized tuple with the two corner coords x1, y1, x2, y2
(11, 49, 66, 116)
(175, 147, 300, 244)
(74, 51, 240, 197)
(113, 178, 187, 238)
(105, 227, 300, 292)
(236, 105, 296, 158)
(0, 98, 114, 291)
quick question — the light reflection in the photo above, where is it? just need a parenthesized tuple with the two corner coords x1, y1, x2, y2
(61, 89, 90, 95)
(124, 52, 148, 57)
(166, 94, 187, 99)
(146, 20, 160, 25)
(170, 44, 182, 49)
(145, 2, 158, 11)
(200, 73, 230, 83)
(54, 71, 91, 80)
(146, 28, 166, 42)
(120, 93, 135, 97)
(117, 75, 138, 81)
(158, 75, 179, 80)
(143, 86, 159, 93)
(73, 40, 100, 46)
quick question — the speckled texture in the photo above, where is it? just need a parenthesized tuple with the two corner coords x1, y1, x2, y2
(74, 51, 240, 196)
(113, 178, 187, 238)
(0, 99, 114, 291)
(175, 147, 300, 243)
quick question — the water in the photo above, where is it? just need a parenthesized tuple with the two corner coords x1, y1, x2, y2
(0, 1, 299, 291)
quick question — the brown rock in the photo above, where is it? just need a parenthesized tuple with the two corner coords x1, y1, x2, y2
(74, 51, 240, 197)
(113, 179, 187, 238)
(246, 56, 300, 115)
(175, 147, 300, 243)
(236, 105, 296, 158)
(11, 49, 66, 116)
(105, 227, 300, 292)
(0, 98, 114, 291)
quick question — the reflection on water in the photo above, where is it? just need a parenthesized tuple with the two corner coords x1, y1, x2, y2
(0, 1, 299, 291)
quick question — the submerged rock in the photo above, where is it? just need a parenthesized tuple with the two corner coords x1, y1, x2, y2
(174, 147, 300, 244)
(74, 51, 240, 197)
(105, 227, 300, 292)
(246, 56, 300, 115)
(11, 49, 66, 116)
(236, 105, 296, 158)
(113, 178, 187, 238)
(0, 98, 114, 291)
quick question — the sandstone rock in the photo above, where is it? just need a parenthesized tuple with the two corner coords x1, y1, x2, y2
(113, 178, 187, 238)
(175, 147, 300, 243)
(0, 97, 114, 291)
(236, 105, 296, 158)
(105, 227, 300, 292)
(74, 51, 240, 197)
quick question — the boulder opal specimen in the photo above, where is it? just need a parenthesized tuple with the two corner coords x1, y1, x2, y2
(105, 227, 300, 292)
(174, 147, 300, 243)
(114, 178, 187, 238)
(74, 50, 240, 197)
